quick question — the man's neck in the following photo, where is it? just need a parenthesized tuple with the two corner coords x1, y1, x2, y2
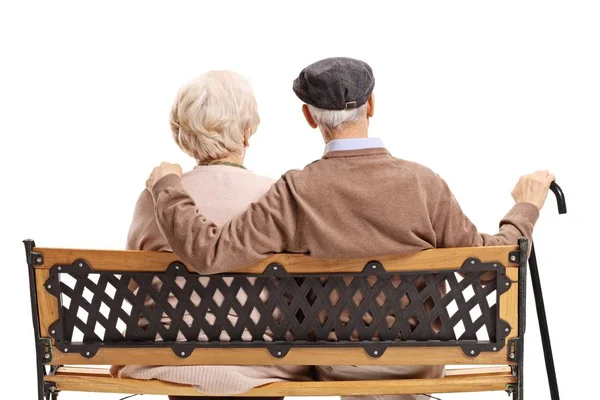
(325, 122, 369, 143)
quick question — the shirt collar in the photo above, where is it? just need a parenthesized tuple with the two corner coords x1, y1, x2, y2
(324, 137, 385, 154)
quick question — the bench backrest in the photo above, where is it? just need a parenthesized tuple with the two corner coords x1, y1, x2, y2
(26, 239, 526, 367)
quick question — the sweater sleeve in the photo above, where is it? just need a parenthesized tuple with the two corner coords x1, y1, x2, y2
(126, 190, 172, 251)
(112, 190, 171, 378)
(151, 173, 300, 274)
(432, 177, 539, 248)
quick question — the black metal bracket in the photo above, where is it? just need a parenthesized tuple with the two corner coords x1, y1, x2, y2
(363, 261, 386, 274)
(267, 345, 291, 358)
(509, 250, 520, 265)
(44, 381, 57, 394)
(171, 344, 193, 358)
(458, 316, 511, 357)
(263, 262, 288, 277)
(44, 259, 92, 298)
(363, 343, 388, 358)
(39, 337, 53, 363)
(48, 319, 101, 358)
(497, 270, 513, 297)
(43, 380, 58, 400)
(80, 347, 99, 359)
(172, 344, 294, 360)
(166, 261, 190, 276)
(25, 240, 44, 268)
(507, 338, 520, 362)
(458, 257, 512, 294)
(506, 384, 516, 396)
(67, 259, 92, 276)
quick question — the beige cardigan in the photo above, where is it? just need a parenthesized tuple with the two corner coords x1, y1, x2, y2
(116, 165, 311, 395)
(127, 164, 274, 250)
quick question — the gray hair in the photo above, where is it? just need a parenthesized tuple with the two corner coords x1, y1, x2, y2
(307, 104, 368, 136)
(170, 70, 259, 162)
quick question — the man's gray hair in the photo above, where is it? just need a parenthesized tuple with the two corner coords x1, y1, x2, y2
(307, 104, 368, 136)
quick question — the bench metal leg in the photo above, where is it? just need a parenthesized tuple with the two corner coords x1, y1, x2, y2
(25, 239, 44, 400)
(512, 238, 529, 400)
(24, 240, 57, 400)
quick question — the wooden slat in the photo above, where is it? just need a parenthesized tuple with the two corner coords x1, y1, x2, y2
(35, 269, 58, 341)
(51, 368, 516, 396)
(506, 267, 519, 282)
(51, 346, 512, 366)
(34, 245, 518, 274)
(444, 366, 512, 376)
(56, 366, 110, 377)
(54, 365, 512, 378)
(499, 277, 519, 341)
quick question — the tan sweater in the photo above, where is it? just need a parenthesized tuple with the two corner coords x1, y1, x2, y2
(151, 147, 539, 274)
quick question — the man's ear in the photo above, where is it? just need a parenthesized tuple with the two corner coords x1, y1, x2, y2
(302, 104, 318, 129)
(367, 93, 375, 118)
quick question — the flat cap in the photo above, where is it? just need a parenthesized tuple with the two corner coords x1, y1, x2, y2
(293, 57, 375, 110)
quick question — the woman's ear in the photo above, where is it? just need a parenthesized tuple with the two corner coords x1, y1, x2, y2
(367, 93, 375, 118)
(243, 128, 251, 147)
(302, 104, 318, 129)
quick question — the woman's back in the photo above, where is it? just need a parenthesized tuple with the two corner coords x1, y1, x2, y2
(183, 165, 274, 226)
(127, 165, 273, 252)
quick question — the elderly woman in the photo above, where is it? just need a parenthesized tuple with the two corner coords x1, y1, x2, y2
(113, 71, 311, 399)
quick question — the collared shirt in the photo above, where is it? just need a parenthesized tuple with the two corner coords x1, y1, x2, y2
(323, 137, 385, 154)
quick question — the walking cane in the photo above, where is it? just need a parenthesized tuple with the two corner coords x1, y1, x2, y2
(528, 182, 566, 399)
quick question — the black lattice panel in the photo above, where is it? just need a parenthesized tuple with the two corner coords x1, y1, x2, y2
(44, 258, 512, 359)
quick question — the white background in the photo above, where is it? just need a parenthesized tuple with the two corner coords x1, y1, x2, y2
(1, 1, 598, 398)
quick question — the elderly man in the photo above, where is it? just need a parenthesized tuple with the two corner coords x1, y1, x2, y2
(146, 57, 555, 400)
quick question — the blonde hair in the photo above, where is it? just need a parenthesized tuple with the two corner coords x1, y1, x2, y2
(307, 104, 368, 138)
(170, 71, 260, 162)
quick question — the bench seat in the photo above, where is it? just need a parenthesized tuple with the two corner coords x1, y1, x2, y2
(50, 366, 516, 396)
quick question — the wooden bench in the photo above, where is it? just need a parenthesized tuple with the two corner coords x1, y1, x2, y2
(25, 239, 529, 399)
